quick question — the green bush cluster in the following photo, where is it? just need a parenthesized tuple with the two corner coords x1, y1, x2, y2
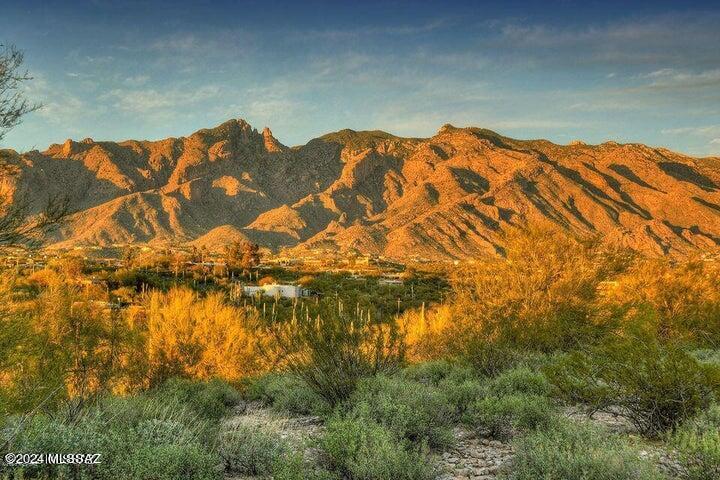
(504, 420, 666, 480)
(245, 373, 331, 416)
(3, 399, 219, 479)
(546, 338, 720, 437)
(217, 421, 338, 480)
(345, 375, 454, 448)
(673, 403, 720, 480)
(320, 417, 435, 480)
(217, 424, 287, 476)
(1, 379, 241, 480)
(486, 366, 551, 398)
(401, 359, 474, 385)
(438, 377, 486, 419)
(464, 394, 557, 440)
(150, 377, 241, 421)
(402, 360, 484, 419)
(272, 453, 339, 480)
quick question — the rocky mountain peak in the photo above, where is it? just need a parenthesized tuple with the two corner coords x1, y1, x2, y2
(9, 119, 720, 259)
(197, 118, 257, 144)
(262, 126, 285, 153)
(438, 123, 458, 135)
(61, 139, 79, 157)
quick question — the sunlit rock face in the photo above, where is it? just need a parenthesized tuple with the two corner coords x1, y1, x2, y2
(5, 119, 720, 258)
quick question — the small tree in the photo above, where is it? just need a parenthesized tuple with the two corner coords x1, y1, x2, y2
(225, 241, 261, 271)
(0, 44, 38, 143)
(0, 44, 69, 250)
(448, 223, 630, 352)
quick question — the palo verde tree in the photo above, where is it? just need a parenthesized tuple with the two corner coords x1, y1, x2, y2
(0, 45, 70, 429)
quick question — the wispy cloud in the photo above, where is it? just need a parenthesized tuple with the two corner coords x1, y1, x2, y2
(105, 85, 223, 114)
(290, 18, 452, 42)
(640, 68, 720, 89)
(123, 75, 150, 87)
(661, 125, 720, 136)
(567, 99, 641, 112)
(148, 31, 256, 53)
(4, 2, 720, 157)
(490, 12, 720, 68)
(660, 124, 720, 155)
(22, 74, 93, 125)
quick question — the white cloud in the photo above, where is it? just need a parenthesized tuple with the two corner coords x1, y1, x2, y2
(567, 100, 640, 112)
(246, 98, 300, 119)
(661, 125, 720, 136)
(123, 75, 150, 87)
(105, 85, 223, 114)
(643, 69, 720, 89)
(290, 18, 452, 42)
(21, 74, 93, 125)
(645, 68, 675, 78)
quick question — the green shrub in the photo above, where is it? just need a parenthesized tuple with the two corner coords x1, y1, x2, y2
(245, 373, 331, 416)
(4, 396, 220, 480)
(244, 372, 280, 401)
(546, 338, 720, 437)
(438, 377, 486, 419)
(402, 361, 483, 419)
(464, 394, 557, 440)
(504, 420, 666, 480)
(402, 360, 474, 386)
(320, 417, 435, 480)
(218, 424, 287, 476)
(264, 300, 405, 407)
(346, 375, 454, 448)
(693, 349, 720, 367)
(673, 403, 720, 480)
(110, 443, 219, 480)
(0, 380, 234, 479)
(272, 452, 339, 480)
(150, 377, 241, 421)
(453, 339, 520, 377)
(94, 393, 216, 443)
(487, 366, 551, 398)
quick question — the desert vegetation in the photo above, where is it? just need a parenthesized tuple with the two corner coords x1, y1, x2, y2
(1, 223, 719, 479)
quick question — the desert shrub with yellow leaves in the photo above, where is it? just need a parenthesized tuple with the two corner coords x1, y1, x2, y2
(143, 288, 264, 385)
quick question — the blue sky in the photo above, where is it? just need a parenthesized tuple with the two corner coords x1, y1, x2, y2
(1, 0, 719, 155)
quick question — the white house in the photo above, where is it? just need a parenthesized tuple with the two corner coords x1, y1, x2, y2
(242, 283, 310, 298)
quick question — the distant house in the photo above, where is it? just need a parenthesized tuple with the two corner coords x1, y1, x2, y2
(379, 273, 404, 286)
(242, 283, 313, 298)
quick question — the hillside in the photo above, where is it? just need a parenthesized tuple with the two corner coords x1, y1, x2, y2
(2, 118, 720, 258)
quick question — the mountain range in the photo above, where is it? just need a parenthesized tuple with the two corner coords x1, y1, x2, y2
(2, 118, 720, 259)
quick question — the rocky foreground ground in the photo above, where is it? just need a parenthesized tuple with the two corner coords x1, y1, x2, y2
(223, 402, 684, 480)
